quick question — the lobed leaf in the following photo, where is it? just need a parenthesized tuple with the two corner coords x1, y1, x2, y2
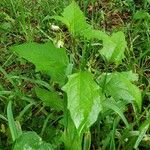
(10, 42, 69, 85)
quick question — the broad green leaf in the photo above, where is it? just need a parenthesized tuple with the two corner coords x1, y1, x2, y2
(99, 71, 142, 111)
(10, 42, 69, 85)
(100, 31, 127, 65)
(62, 72, 102, 131)
(13, 131, 52, 150)
(35, 87, 63, 111)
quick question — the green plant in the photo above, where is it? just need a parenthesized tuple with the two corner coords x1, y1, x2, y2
(6, 1, 146, 149)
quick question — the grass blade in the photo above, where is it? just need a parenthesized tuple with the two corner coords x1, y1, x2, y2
(7, 101, 18, 141)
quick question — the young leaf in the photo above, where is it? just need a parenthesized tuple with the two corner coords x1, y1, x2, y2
(100, 31, 127, 65)
(52, 1, 101, 39)
(13, 131, 53, 150)
(99, 71, 142, 111)
(60, 1, 91, 36)
(52, 1, 108, 41)
(62, 72, 102, 131)
(10, 42, 69, 85)
(35, 87, 63, 111)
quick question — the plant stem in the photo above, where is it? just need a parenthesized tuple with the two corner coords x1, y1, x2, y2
(83, 130, 91, 150)
(80, 41, 87, 70)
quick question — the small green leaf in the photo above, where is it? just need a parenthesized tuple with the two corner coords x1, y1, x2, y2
(99, 71, 142, 111)
(62, 72, 102, 131)
(35, 88, 63, 111)
(13, 131, 52, 150)
(10, 42, 69, 85)
(100, 31, 127, 65)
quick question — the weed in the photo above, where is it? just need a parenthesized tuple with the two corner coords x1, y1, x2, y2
(0, 0, 150, 150)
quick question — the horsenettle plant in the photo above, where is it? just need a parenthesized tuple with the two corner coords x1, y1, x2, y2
(9, 1, 142, 150)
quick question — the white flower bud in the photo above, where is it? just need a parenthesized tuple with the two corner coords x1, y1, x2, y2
(51, 24, 60, 31)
